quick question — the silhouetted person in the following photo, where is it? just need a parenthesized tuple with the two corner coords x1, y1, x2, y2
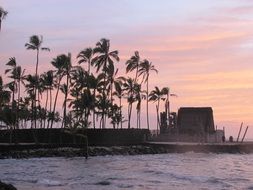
(229, 136, 233, 142)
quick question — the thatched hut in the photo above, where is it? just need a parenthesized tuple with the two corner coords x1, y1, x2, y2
(177, 107, 215, 134)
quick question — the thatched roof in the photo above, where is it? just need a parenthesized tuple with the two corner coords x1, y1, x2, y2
(177, 107, 215, 134)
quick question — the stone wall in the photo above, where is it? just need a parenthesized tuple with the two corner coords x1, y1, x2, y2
(0, 128, 150, 146)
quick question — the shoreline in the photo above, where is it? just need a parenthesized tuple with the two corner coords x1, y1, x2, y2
(1, 142, 253, 159)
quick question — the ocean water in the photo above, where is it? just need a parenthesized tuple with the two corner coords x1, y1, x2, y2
(0, 153, 253, 190)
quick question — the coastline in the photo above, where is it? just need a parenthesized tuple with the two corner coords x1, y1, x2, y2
(0, 145, 167, 159)
(1, 142, 253, 159)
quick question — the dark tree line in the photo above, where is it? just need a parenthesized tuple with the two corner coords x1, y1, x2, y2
(0, 35, 173, 132)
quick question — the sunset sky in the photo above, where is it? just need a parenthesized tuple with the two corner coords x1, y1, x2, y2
(1, 0, 253, 139)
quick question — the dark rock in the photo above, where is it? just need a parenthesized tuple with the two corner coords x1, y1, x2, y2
(0, 181, 17, 190)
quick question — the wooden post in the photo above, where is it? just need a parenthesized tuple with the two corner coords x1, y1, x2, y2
(236, 122, 243, 142)
(215, 125, 218, 143)
(85, 136, 88, 159)
(241, 126, 249, 143)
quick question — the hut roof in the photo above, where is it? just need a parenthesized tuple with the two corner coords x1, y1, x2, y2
(177, 107, 215, 134)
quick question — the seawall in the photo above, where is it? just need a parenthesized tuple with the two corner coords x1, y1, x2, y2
(0, 128, 150, 146)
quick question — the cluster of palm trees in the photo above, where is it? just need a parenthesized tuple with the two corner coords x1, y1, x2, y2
(0, 34, 172, 132)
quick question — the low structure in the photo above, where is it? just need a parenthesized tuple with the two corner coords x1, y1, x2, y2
(157, 107, 224, 143)
(177, 107, 215, 134)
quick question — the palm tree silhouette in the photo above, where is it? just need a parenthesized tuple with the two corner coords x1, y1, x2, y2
(5, 57, 25, 130)
(135, 84, 145, 129)
(50, 54, 71, 128)
(0, 76, 11, 108)
(123, 78, 140, 129)
(113, 77, 125, 128)
(0, 76, 11, 131)
(0, 7, 8, 31)
(149, 86, 166, 134)
(126, 51, 141, 82)
(77, 47, 93, 74)
(92, 38, 119, 128)
(24, 74, 38, 132)
(25, 35, 50, 128)
(5, 58, 18, 107)
(86, 73, 104, 129)
(40, 70, 55, 128)
(138, 59, 158, 130)
(25, 35, 50, 80)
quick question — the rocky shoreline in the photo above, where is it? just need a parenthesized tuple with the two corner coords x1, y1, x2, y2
(1, 142, 253, 159)
(0, 145, 168, 159)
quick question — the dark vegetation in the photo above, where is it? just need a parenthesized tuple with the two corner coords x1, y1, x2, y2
(0, 34, 173, 142)
(0, 7, 174, 145)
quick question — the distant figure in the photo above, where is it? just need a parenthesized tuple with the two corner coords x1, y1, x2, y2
(222, 136, 225, 143)
(229, 136, 233, 143)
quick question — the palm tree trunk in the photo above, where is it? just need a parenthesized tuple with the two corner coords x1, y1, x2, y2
(135, 65, 139, 82)
(63, 72, 69, 128)
(128, 102, 132, 129)
(47, 88, 52, 128)
(44, 89, 48, 128)
(146, 79, 149, 130)
(92, 89, 96, 129)
(156, 99, 160, 135)
(139, 107, 141, 129)
(50, 76, 62, 128)
(11, 86, 15, 132)
(136, 110, 139, 129)
(120, 97, 122, 129)
(38, 90, 43, 128)
(88, 60, 91, 75)
(17, 79, 21, 130)
(34, 50, 39, 129)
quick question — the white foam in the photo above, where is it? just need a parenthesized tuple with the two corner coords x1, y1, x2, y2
(37, 179, 63, 186)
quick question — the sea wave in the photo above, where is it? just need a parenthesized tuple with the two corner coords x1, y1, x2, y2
(0, 154, 252, 190)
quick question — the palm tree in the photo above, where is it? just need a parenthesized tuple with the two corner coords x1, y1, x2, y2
(5, 57, 25, 130)
(69, 89, 93, 128)
(0, 76, 11, 108)
(77, 47, 93, 74)
(63, 53, 72, 128)
(24, 74, 38, 128)
(123, 78, 140, 129)
(138, 59, 158, 130)
(69, 66, 88, 126)
(0, 76, 11, 130)
(126, 51, 141, 82)
(161, 87, 177, 127)
(135, 84, 145, 129)
(92, 38, 119, 73)
(149, 86, 166, 134)
(25, 35, 50, 128)
(86, 73, 104, 129)
(50, 54, 71, 128)
(5, 58, 18, 107)
(96, 92, 111, 129)
(0, 7, 8, 31)
(125, 51, 143, 128)
(25, 35, 50, 80)
(92, 38, 119, 128)
(40, 70, 55, 128)
(106, 62, 118, 104)
(113, 77, 125, 128)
